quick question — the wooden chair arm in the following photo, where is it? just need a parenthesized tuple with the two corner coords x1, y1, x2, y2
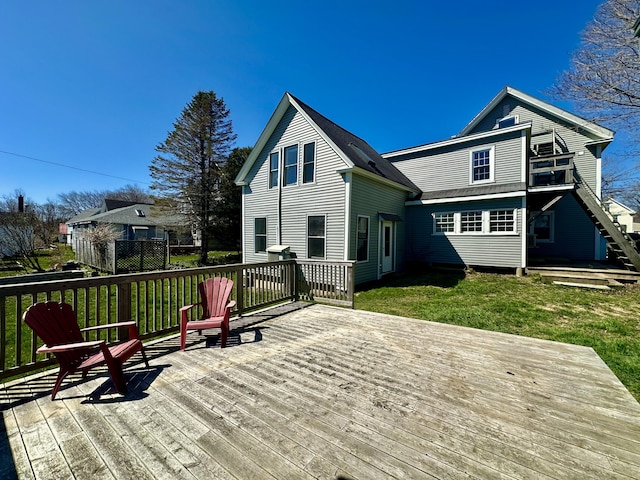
(179, 304, 198, 314)
(227, 300, 237, 310)
(80, 321, 137, 332)
(37, 340, 104, 354)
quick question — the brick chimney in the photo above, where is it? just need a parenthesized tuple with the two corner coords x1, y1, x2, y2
(18, 195, 24, 213)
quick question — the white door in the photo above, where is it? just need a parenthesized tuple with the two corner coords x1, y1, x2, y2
(381, 221, 394, 274)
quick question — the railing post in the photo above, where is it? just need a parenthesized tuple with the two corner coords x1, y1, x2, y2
(348, 263, 355, 309)
(235, 265, 244, 316)
(293, 260, 299, 301)
(117, 283, 132, 340)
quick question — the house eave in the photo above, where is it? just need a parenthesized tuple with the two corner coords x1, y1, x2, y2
(458, 86, 615, 140)
(337, 166, 420, 195)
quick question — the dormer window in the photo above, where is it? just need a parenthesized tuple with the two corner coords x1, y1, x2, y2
(496, 115, 518, 129)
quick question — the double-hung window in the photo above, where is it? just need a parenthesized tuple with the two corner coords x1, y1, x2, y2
(356, 216, 369, 261)
(269, 152, 279, 188)
(303, 142, 315, 183)
(434, 212, 455, 233)
(307, 215, 326, 259)
(461, 211, 483, 233)
(530, 212, 553, 242)
(254, 218, 267, 253)
(283, 145, 298, 186)
(489, 210, 515, 233)
(470, 147, 494, 183)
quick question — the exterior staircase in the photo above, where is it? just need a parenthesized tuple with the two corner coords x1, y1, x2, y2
(572, 180, 640, 272)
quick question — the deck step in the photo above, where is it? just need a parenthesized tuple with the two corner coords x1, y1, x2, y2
(552, 281, 611, 290)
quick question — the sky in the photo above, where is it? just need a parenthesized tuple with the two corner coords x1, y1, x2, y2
(0, 0, 607, 206)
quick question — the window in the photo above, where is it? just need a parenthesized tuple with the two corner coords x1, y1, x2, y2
(254, 218, 267, 253)
(283, 145, 298, 186)
(307, 215, 325, 259)
(434, 212, 455, 233)
(470, 147, 494, 183)
(461, 211, 483, 233)
(356, 216, 369, 261)
(303, 142, 315, 183)
(490, 210, 515, 232)
(135, 209, 145, 217)
(531, 212, 554, 242)
(269, 152, 279, 188)
(496, 115, 518, 129)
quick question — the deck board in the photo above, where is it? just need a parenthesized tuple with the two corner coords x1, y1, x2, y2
(2, 303, 640, 479)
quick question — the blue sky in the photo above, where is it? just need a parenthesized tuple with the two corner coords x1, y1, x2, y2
(0, 0, 605, 206)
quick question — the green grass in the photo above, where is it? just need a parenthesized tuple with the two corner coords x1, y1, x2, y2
(355, 270, 640, 401)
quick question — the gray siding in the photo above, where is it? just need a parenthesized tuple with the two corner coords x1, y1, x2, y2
(350, 175, 409, 284)
(242, 106, 348, 263)
(468, 98, 601, 191)
(406, 198, 525, 268)
(390, 130, 524, 193)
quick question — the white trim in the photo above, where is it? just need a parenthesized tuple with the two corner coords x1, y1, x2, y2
(356, 215, 370, 263)
(520, 198, 527, 268)
(306, 214, 326, 259)
(520, 130, 527, 183)
(406, 189, 525, 206)
(343, 172, 352, 261)
(432, 209, 518, 236)
(241, 187, 246, 263)
(595, 144, 604, 260)
(469, 146, 495, 185)
(336, 166, 419, 194)
(302, 141, 317, 185)
(382, 122, 531, 158)
(254, 217, 268, 254)
(282, 143, 299, 187)
(268, 150, 279, 190)
(527, 184, 574, 194)
(496, 114, 519, 128)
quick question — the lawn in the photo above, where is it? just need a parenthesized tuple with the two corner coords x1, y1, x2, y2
(355, 270, 640, 402)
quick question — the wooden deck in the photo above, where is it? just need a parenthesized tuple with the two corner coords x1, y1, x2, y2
(2, 303, 640, 479)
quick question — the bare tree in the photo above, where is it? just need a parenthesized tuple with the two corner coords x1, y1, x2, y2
(57, 184, 151, 219)
(552, 0, 640, 131)
(552, 0, 640, 206)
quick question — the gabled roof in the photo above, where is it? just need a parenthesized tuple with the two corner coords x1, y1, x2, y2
(458, 86, 615, 141)
(67, 207, 101, 224)
(235, 93, 420, 193)
(68, 203, 181, 227)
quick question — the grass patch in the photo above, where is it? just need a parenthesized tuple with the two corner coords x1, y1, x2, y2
(355, 271, 640, 401)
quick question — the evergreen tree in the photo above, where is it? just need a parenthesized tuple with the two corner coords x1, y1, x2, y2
(150, 91, 237, 264)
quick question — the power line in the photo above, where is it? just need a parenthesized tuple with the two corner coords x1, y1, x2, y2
(0, 149, 152, 185)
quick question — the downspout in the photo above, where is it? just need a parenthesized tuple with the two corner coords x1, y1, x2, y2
(277, 148, 282, 245)
(594, 144, 604, 260)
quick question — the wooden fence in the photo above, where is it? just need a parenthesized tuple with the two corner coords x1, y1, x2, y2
(0, 259, 354, 380)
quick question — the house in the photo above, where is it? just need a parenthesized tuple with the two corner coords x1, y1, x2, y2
(68, 199, 186, 246)
(236, 87, 640, 284)
(603, 198, 636, 233)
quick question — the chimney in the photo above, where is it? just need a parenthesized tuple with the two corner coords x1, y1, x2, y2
(18, 195, 24, 213)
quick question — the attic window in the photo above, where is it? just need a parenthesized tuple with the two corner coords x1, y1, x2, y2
(135, 209, 145, 217)
(496, 115, 518, 129)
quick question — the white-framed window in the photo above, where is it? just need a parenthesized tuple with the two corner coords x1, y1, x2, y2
(470, 147, 495, 184)
(254, 218, 267, 253)
(283, 145, 298, 186)
(496, 115, 519, 129)
(433, 209, 517, 235)
(489, 209, 515, 232)
(530, 212, 554, 243)
(461, 211, 483, 233)
(307, 215, 326, 259)
(356, 215, 369, 262)
(269, 152, 279, 189)
(303, 142, 315, 184)
(434, 212, 455, 233)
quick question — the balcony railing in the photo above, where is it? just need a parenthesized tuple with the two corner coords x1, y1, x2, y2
(0, 259, 354, 381)
(529, 153, 575, 187)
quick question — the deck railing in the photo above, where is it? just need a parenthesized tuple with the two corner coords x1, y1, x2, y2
(0, 259, 354, 380)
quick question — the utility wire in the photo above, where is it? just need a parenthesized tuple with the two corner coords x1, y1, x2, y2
(0, 149, 152, 185)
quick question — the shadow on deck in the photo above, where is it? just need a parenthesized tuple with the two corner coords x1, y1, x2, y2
(2, 303, 640, 479)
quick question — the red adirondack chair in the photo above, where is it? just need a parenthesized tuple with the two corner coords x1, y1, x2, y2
(23, 301, 149, 400)
(180, 276, 236, 350)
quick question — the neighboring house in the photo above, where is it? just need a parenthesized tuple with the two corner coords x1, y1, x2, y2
(236, 87, 639, 285)
(68, 199, 185, 246)
(603, 198, 636, 233)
